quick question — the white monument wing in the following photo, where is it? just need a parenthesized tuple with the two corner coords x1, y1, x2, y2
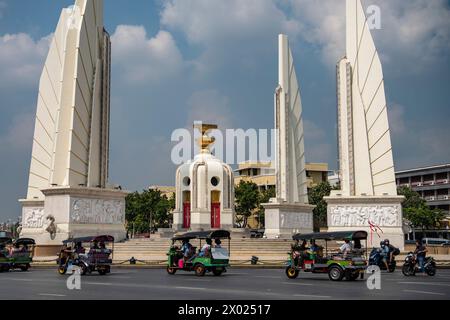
(345, 0, 397, 196)
(27, 0, 109, 199)
(277, 35, 308, 204)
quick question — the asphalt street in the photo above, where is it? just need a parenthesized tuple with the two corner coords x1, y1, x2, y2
(1, 267, 449, 300)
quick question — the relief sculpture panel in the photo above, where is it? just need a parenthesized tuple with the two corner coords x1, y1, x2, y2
(71, 198, 125, 224)
(330, 205, 401, 227)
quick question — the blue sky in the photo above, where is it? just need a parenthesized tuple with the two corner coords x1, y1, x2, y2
(0, 0, 449, 221)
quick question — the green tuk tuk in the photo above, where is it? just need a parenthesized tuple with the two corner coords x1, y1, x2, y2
(0, 237, 35, 272)
(0, 237, 13, 272)
(285, 231, 368, 281)
(9, 238, 36, 271)
(167, 230, 230, 277)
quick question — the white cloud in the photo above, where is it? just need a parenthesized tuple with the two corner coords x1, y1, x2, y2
(285, 0, 450, 70)
(186, 90, 233, 129)
(111, 25, 184, 84)
(0, 33, 51, 88)
(161, 0, 292, 44)
(161, 0, 297, 76)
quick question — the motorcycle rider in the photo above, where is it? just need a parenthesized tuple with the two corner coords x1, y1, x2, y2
(380, 240, 390, 271)
(384, 239, 395, 265)
(414, 239, 428, 273)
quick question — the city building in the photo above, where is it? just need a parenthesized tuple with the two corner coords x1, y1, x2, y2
(396, 164, 450, 224)
(149, 186, 176, 199)
(234, 161, 329, 192)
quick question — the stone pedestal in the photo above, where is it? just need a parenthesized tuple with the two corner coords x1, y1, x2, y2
(190, 209, 211, 231)
(172, 210, 183, 231)
(262, 200, 314, 239)
(19, 187, 128, 246)
(324, 195, 405, 250)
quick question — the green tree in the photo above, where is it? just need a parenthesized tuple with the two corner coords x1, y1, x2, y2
(404, 206, 446, 230)
(235, 181, 260, 228)
(125, 189, 175, 234)
(397, 186, 427, 209)
(398, 186, 446, 230)
(308, 182, 333, 232)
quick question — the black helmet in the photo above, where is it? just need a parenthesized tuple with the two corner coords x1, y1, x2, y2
(384, 239, 390, 245)
(380, 241, 384, 246)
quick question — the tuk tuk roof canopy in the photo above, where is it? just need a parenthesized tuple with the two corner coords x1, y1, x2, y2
(14, 238, 36, 246)
(0, 237, 13, 245)
(63, 235, 114, 244)
(172, 230, 231, 241)
(292, 231, 368, 241)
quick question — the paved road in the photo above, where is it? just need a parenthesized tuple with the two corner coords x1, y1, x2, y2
(1, 267, 449, 300)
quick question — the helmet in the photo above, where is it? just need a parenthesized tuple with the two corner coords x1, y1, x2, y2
(380, 241, 384, 246)
(384, 239, 390, 245)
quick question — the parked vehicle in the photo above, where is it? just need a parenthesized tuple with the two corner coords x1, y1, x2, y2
(167, 230, 230, 276)
(57, 235, 114, 276)
(421, 238, 450, 246)
(285, 231, 368, 282)
(250, 229, 264, 238)
(402, 252, 436, 276)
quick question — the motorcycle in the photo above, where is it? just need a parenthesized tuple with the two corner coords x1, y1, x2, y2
(369, 248, 396, 272)
(402, 252, 436, 276)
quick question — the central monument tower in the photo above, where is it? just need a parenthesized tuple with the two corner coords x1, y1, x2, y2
(173, 123, 235, 231)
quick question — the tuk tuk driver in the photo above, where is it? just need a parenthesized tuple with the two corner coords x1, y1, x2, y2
(75, 242, 85, 254)
(307, 240, 320, 260)
(181, 239, 193, 259)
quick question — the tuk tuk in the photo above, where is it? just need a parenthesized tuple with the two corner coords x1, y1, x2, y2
(57, 235, 114, 276)
(9, 238, 36, 271)
(167, 230, 230, 276)
(285, 231, 368, 281)
(0, 237, 35, 272)
(0, 237, 13, 272)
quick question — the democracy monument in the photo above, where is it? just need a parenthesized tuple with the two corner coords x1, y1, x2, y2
(17, 0, 404, 250)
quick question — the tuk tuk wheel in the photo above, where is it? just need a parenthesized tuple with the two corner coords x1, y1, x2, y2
(20, 264, 30, 272)
(285, 267, 299, 279)
(98, 268, 107, 275)
(1, 265, 10, 272)
(212, 267, 223, 276)
(328, 266, 344, 281)
(345, 270, 360, 281)
(167, 267, 177, 275)
(58, 266, 67, 275)
(194, 264, 206, 277)
(79, 264, 88, 275)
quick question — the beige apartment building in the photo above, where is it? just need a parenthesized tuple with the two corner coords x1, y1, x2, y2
(234, 161, 329, 192)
